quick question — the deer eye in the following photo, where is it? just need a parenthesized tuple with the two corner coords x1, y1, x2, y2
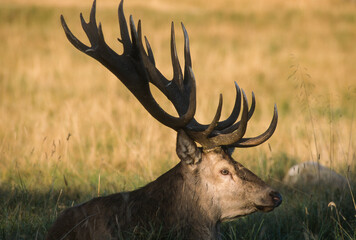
(220, 169, 230, 175)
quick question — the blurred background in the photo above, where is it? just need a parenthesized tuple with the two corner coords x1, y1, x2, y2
(0, 0, 355, 238)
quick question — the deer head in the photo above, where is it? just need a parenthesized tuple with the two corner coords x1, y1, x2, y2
(175, 130, 281, 223)
(58, 0, 282, 236)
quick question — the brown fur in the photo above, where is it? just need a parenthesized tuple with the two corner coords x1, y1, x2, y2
(46, 132, 281, 240)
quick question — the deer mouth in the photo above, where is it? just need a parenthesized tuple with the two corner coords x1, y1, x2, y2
(255, 205, 275, 212)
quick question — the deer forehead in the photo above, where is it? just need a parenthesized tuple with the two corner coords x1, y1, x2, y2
(201, 149, 241, 171)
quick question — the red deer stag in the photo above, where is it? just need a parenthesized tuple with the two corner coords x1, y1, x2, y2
(47, 1, 282, 239)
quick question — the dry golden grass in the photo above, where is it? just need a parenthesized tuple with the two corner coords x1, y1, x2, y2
(1, 0, 356, 238)
(0, 0, 355, 194)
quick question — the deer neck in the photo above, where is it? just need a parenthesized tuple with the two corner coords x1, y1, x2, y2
(130, 162, 220, 239)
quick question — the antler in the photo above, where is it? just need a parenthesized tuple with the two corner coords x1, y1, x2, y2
(60, 0, 278, 150)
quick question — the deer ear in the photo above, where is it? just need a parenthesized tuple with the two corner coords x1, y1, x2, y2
(176, 130, 202, 165)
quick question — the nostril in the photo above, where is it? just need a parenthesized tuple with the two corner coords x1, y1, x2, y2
(269, 191, 282, 207)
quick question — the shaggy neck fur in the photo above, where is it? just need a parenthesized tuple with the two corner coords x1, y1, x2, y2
(121, 162, 221, 239)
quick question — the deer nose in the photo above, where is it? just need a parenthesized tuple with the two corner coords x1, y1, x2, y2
(269, 191, 282, 207)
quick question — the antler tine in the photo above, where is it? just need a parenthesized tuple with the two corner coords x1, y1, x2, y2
(89, 0, 98, 30)
(186, 90, 249, 149)
(79, 0, 104, 52)
(207, 89, 249, 146)
(129, 15, 139, 53)
(186, 82, 254, 134)
(118, 0, 131, 54)
(144, 36, 156, 65)
(213, 90, 255, 135)
(171, 23, 184, 90)
(181, 23, 192, 77)
(214, 82, 241, 130)
(136, 20, 146, 57)
(186, 94, 223, 148)
(204, 94, 223, 136)
(129, 16, 149, 57)
(60, 0, 101, 54)
(61, 15, 89, 53)
(231, 104, 278, 148)
(248, 92, 256, 118)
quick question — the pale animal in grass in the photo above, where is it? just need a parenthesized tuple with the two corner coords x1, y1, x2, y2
(284, 162, 347, 191)
(46, 1, 282, 239)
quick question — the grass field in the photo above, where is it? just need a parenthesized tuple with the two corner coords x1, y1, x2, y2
(0, 0, 355, 239)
